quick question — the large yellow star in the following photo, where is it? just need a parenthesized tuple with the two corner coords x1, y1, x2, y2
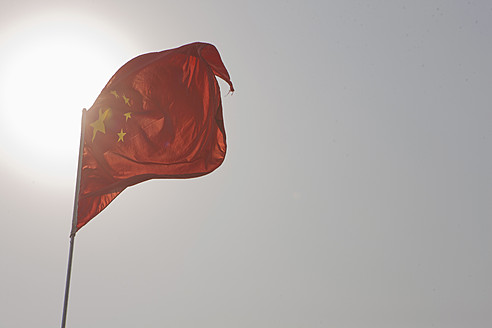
(124, 112, 132, 122)
(117, 129, 126, 142)
(123, 94, 130, 106)
(90, 108, 111, 142)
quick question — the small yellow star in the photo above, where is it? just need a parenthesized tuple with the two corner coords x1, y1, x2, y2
(117, 129, 126, 142)
(124, 112, 132, 122)
(89, 108, 111, 142)
(110, 90, 119, 98)
(123, 94, 130, 106)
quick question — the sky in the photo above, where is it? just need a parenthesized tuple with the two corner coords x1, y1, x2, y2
(0, 0, 491, 327)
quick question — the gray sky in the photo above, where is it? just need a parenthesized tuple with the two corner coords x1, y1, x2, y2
(0, 1, 491, 327)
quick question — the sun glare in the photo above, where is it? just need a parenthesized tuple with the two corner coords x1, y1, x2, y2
(0, 11, 138, 189)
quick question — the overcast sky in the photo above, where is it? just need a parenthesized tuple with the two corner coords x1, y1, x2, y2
(0, 1, 491, 327)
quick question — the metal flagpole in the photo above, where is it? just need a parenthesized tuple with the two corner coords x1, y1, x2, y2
(61, 108, 87, 328)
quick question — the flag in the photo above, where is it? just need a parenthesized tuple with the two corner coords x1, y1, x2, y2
(75, 42, 233, 232)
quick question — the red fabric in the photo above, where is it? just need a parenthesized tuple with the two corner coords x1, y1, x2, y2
(76, 42, 233, 232)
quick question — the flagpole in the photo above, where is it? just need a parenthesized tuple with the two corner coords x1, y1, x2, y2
(61, 108, 87, 328)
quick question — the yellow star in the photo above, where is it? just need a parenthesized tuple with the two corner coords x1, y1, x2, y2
(117, 129, 126, 142)
(123, 94, 130, 106)
(124, 112, 132, 122)
(89, 108, 111, 142)
(110, 90, 119, 98)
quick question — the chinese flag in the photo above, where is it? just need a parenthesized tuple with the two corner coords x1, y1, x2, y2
(75, 42, 233, 232)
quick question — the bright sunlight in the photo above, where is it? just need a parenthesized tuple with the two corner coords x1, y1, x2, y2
(0, 10, 138, 189)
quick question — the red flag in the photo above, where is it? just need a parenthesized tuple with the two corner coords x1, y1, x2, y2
(75, 42, 233, 232)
